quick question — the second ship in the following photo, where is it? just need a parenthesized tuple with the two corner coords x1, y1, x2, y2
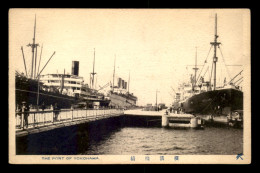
(172, 14, 243, 117)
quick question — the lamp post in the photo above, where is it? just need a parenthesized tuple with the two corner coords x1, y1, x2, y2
(156, 89, 160, 111)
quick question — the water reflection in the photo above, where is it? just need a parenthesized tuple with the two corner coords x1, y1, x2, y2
(84, 127, 243, 155)
(16, 122, 243, 155)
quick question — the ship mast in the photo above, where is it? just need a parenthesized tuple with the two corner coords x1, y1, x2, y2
(210, 14, 221, 90)
(91, 48, 97, 89)
(192, 47, 199, 91)
(27, 15, 39, 79)
(112, 55, 116, 92)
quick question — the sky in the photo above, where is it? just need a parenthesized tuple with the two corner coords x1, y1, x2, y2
(9, 9, 250, 106)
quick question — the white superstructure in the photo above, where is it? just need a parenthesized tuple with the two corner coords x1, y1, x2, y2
(39, 74, 84, 97)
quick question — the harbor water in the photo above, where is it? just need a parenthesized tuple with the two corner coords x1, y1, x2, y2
(16, 116, 243, 155)
(83, 126, 243, 155)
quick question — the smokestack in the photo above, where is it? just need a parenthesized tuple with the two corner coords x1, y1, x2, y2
(71, 61, 79, 76)
(118, 77, 122, 88)
(125, 82, 127, 90)
(122, 79, 125, 89)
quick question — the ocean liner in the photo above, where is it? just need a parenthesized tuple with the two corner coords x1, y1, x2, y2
(173, 14, 243, 116)
(106, 57, 138, 109)
(15, 16, 110, 109)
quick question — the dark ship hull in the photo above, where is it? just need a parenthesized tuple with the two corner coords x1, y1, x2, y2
(15, 74, 81, 108)
(16, 88, 80, 109)
(182, 88, 243, 116)
(15, 74, 110, 109)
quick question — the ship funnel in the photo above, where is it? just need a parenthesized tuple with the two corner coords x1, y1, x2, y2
(71, 61, 79, 76)
(122, 79, 125, 89)
(118, 77, 122, 88)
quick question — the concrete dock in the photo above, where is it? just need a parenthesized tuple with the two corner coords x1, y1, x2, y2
(16, 109, 204, 138)
(16, 109, 123, 137)
(15, 108, 205, 154)
(124, 109, 203, 128)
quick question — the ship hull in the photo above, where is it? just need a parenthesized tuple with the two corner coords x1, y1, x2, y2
(16, 88, 81, 109)
(15, 75, 110, 109)
(182, 88, 243, 116)
(109, 93, 137, 108)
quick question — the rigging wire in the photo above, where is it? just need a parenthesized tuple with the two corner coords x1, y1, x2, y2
(21, 46, 28, 77)
(219, 46, 232, 81)
(236, 79, 243, 86)
(15, 70, 22, 76)
(209, 59, 214, 86)
(195, 45, 213, 84)
(202, 66, 209, 79)
(37, 44, 43, 77)
(233, 77, 243, 85)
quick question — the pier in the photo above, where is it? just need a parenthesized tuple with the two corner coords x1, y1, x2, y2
(15, 108, 203, 139)
(16, 109, 163, 139)
(15, 107, 124, 154)
(15, 107, 123, 137)
(123, 109, 203, 128)
(16, 108, 204, 137)
(162, 113, 203, 128)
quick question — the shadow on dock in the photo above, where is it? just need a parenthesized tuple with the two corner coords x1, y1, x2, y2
(121, 115, 162, 127)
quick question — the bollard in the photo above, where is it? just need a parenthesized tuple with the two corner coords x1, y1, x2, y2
(208, 115, 214, 121)
(190, 117, 198, 128)
(161, 115, 169, 127)
(197, 118, 201, 125)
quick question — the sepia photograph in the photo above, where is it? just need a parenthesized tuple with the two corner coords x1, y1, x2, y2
(9, 8, 251, 164)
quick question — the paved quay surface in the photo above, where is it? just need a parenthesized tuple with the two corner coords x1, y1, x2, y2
(124, 109, 164, 116)
(124, 109, 194, 117)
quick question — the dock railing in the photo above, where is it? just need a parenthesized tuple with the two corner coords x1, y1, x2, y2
(15, 106, 123, 130)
